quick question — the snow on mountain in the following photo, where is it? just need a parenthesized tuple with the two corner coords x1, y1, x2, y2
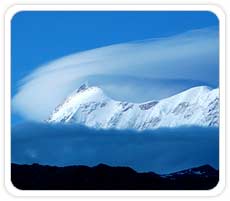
(47, 83, 219, 130)
(162, 164, 218, 178)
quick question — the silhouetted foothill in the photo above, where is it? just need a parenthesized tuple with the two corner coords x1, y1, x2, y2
(11, 163, 218, 190)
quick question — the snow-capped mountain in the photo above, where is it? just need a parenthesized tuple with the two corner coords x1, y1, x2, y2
(47, 83, 219, 130)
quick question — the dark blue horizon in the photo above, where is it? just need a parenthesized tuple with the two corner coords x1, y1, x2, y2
(12, 123, 219, 174)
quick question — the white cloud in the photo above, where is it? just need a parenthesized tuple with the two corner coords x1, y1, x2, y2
(12, 26, 219, 121)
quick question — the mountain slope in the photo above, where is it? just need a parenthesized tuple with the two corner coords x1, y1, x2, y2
(47, 84, 219, 130)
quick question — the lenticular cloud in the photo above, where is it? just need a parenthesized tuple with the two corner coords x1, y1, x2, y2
(12, 26, 219, 121)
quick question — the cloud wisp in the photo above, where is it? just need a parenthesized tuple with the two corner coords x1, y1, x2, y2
(12, 26, 219, 121)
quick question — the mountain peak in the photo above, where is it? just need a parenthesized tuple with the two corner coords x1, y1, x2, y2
(47, 85, 219, 130)
(76, 82, 89, 93)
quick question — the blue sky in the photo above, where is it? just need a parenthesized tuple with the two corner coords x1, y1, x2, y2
(11, 11, 219, 124)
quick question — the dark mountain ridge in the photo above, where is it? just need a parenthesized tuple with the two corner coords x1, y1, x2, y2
(11, 163, 218, 190)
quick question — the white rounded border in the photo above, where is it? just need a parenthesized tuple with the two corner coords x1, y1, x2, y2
(4, 4, 226, 197)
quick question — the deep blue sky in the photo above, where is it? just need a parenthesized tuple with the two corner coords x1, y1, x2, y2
(11, 11, 219, 124)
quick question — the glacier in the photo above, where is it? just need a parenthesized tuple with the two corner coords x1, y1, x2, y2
(47, 84, 219, 130)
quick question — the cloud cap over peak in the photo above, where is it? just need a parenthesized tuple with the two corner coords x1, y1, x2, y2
(12, 26, 219, 121)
